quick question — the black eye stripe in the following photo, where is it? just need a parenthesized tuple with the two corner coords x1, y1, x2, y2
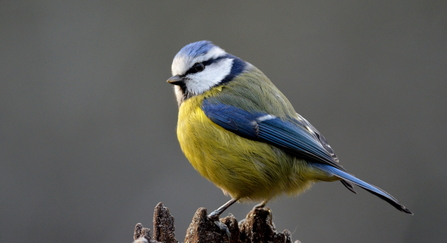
(202, 56, 225, 66)
(184, 55, 228, 76)
(184, 63, 202, 76)
(192, 63, 205, 73)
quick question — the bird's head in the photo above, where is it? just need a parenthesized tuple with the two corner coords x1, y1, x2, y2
(167, 41, 246, 106)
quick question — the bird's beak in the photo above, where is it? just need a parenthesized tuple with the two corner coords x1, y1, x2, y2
(166, 75, 184, 85)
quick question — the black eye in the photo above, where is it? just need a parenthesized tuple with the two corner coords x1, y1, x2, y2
(192, 62, 205, 73)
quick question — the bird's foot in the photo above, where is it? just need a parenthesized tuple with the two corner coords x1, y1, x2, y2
(207, 198, 238, 221)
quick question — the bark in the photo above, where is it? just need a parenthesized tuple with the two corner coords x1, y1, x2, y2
(133, 202, 299, 243)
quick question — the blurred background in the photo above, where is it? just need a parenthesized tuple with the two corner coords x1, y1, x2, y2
(1, 1, 446, 242)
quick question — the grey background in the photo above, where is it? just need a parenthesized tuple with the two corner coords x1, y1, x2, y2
(1, 1, 446, 243)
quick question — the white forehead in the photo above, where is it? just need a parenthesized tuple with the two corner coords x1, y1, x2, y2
(171, 46, 227, 76)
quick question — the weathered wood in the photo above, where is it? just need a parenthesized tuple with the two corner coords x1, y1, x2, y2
(239, 207, 294, 243)
(132, 202, 299, 243)
(184, 207, 231, 243)
(153, 202, 178, 243)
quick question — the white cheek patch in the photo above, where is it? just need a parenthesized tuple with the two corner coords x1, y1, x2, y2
(187, 58, 233, 95)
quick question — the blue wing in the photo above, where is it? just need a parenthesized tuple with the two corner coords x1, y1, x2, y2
(202, 99, 344, 170)
(202, 99, 413, 214)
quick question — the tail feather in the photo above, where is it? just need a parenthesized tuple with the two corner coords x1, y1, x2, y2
(313, 163, 413, 215)
(340, 179, 356, 194)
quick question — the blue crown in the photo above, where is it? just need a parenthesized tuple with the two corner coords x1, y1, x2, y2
(175, 40, 216, 59)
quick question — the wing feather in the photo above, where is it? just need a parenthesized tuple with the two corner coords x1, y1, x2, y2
(202, 99, 345, 171)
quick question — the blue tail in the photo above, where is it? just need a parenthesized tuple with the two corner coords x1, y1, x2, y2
(313, 163, 413, 214)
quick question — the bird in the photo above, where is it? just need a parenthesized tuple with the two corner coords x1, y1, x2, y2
(167, 40, 413, 219)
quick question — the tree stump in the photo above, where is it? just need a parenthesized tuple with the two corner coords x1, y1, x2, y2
(133, 202, 299, 243)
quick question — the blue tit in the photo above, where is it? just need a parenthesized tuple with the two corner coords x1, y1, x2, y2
(167, 40, 413, 219)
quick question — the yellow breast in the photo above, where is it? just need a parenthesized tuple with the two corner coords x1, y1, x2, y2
(176, 88, 335, 202)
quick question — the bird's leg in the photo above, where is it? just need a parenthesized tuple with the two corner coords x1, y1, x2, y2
(208, 198, 238, 221)
(253, 200, 269, 209)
